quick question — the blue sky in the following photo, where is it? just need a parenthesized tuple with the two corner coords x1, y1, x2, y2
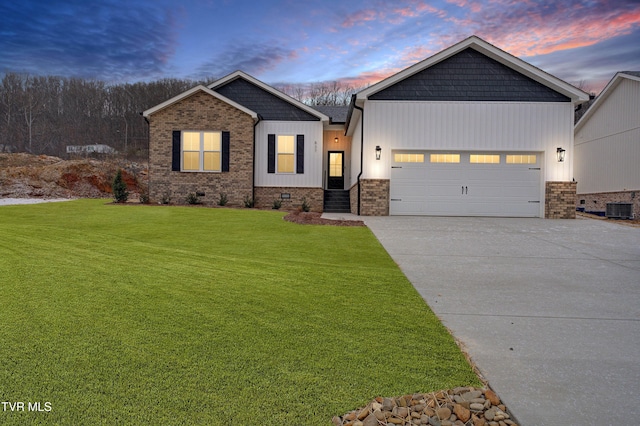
(1, 0, 639, 93)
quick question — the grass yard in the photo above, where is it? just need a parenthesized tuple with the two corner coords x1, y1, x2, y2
(0, 200, 481, 425)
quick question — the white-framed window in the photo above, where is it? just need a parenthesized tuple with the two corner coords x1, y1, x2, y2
(277, 135, 295, 173)
(182, 131, 221, 172)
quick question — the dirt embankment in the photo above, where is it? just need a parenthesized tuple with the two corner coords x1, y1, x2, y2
(0, 153, 146, 199)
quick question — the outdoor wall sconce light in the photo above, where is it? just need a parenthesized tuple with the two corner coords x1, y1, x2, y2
(334, 137, 339, 144)
(375, 145, 382, 160)
(557, 147, 566, 162)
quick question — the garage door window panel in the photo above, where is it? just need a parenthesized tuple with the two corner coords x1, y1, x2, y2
(506, 154, 537, 164)
(470, 154, 500, 164)
(430, 154, 460, 163)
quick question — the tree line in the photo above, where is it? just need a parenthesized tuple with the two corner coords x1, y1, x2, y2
(0, 72, 360, 159)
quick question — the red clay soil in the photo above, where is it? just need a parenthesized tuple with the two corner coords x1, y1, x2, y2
(0, 153, 146, 199)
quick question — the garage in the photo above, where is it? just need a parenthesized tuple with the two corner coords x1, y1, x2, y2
(390, 151, 542, 217)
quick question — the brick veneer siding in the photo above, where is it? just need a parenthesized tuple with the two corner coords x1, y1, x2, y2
(147, 91, 255, 206)
(349, 183, 358, 215)
(545, 181, 577, 219)
(254, 187, 324, 212)
(357, 179, 390, 216)
(577, 190, 639, 218)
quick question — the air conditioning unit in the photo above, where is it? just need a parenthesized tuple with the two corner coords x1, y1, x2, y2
(605, 203, 633, 219)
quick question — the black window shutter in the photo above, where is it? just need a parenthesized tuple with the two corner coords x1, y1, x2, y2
(172, 131, 181, 171)
(221, 131, 230, 172)
(296, 135, 304, 174)
(267, 134, 276, 174)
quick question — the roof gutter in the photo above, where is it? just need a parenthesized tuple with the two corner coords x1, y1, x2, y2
(353, 102, 364, 216)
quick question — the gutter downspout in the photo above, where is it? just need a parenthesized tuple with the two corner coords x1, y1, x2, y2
(353, 104, 364, 216)
(252, 115, 262, 204)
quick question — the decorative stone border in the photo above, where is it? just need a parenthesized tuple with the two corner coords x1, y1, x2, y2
(332, 387, 518, 426)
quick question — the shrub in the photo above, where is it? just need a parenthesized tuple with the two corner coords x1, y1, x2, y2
(272, 199, 282, 210)
(160, 192, 171, 205)
(300, 197, 310, 212)
(112, 169, 129, 203)
(139, 191, 149, 204)
(243, 195, 255, 208)
(218, 193, 228, 206)
(186, 193, 201, 205)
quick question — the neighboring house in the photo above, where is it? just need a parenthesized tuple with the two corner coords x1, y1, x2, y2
(66, 144, 116, 154)
(143, 35, 589, 218)
(574, 71, 640, 218)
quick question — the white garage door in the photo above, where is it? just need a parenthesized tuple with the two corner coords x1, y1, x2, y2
(390, 151, 542, 217)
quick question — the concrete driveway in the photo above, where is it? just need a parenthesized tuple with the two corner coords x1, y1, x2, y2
(364, 216, 640, 426)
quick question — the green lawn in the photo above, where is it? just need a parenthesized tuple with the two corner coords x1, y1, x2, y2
(0, 200, 480, 425)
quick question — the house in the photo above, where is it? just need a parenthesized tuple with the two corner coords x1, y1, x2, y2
(66, 144, 116, 154)
(574, 71, 640, 218)
(143, 35, 589, 218)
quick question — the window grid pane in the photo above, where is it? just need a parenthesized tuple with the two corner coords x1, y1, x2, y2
(183, 152, 200, 170)
(506, 155, 537, 164)
(203, 132, 221, 151)
(277, 154, 294, 173)
(430, 153, 460, 163)
(183, 132, 200, 151)
(203, 152, 221, 171)
(470, 154, 500, 164)
(394, 153, 425, 163)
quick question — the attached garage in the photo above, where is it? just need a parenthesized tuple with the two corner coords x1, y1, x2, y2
(345, 36, 590, 218)
(390, 151, 542, 217)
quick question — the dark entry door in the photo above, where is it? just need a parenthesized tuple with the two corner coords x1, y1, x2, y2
(327, 151, 344, 189)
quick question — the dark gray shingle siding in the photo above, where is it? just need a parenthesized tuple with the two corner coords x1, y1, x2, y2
(214, 78, 319, 121)
(369, 48, 570, 102)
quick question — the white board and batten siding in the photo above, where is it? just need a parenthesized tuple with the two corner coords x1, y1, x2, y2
(362, 101, 574, 217)
(574, 77, 640, 194)
(254, 121, 324, 187)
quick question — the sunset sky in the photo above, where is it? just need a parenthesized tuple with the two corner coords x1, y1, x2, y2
(2, 0, 639, 94)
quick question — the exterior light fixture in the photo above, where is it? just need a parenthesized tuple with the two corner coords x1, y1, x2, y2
(556, 147, 566, 162)
(375, 145, 381, 160)
(334, 137, 339, 144)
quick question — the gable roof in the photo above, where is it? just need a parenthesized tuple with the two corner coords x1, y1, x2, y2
(209, 71, 328, 122)
(309, 105, 350, 124)
(368, 47, 571, 102)
(357, 35, 589, 104)
(142, 85, 258, 119)
(575, 71, 640, 132)
(346, 35, 590, 134)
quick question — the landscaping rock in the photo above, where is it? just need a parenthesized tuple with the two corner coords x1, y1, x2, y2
(333, 387, 518, 426)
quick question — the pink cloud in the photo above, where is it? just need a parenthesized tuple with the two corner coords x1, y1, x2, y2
(433, 1, 640, 59)
(340, 1, 447, 28)
(341, 9, 379, 28)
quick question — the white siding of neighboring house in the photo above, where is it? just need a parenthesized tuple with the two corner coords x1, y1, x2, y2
(254, 121, 324, 188)
(575, 78, 640, 194)
(361, 101, 574, 183)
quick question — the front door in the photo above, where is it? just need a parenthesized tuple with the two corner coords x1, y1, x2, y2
(327, 151, 344, 189)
